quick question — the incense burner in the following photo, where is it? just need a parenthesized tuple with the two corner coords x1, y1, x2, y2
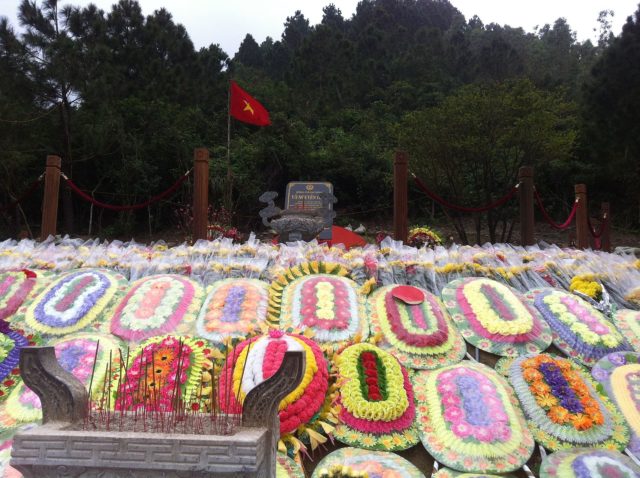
(10, 346, 305, 478)
(259, 191, 336, 242)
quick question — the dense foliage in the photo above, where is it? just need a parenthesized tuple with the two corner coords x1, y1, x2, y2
(0, 0, 638, 241)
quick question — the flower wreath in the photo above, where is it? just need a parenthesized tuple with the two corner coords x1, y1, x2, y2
(433, 469, 515, 478)
(312, 447, 426, 477)
(0, 325, 40, 401)
(528, 288, 628, 366)
(441, 278, 552, 357)
(195, 278, 269, 344)
(0, 332, 122, 431)
(20, 269, 128, 337)
(0, 377, 42, 432)
(411, 361, 535, 474)
(407, 226, 443, 249)
(276, 452, 305, 478)
(540, 448, 640, 478)
(367, 285, 465, 369)
(110, 274, 204, 344)
(592, 352, 640, 458)
(508, 353, 629, 452)
(112, 335, 207, 412)
(0, 270, 43, 322)
(0, 432, 22, 478)
(333, 343, 419, 451)
(217, 330, 335, 455)
(112, 334, 206, 410)
(612, 309, 640, 353)
(52, 332, 124, 398)
(268, 262, 368, 350)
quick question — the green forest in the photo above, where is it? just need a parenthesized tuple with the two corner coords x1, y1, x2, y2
(1, 0, 639, 242)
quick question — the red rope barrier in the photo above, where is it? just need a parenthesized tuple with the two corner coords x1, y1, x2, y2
(588, 215, 607, 239)
(412, 174, 518, 213)
(534, 189, 578, 230)
(62, 170, 191, 211)
(0, 176, 44, 213)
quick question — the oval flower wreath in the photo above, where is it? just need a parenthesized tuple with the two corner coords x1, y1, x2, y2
(0, 325, 40, 401)
(113, 335, 207, 412)
(508, 353, 629, 452)
(0, 332, 122, 431)
(612, 309, 640, 353)
(434, 469, 515, 478)
(334, 343, 419, 451)
(592, 352, 640, 458)
(110, 274, 204, 343)
(276, 452, 305, 478)
(441, 278, 552, 357)
(312, 447, 426, 478)
(368, 285, 465, 370)
(52, 332, 125, 398)
(217, 330, 334, 453)
(412, 361, 535, 474)
(195, 278, 268, 344)
(540, 448, 640, 478)
(267, 262, 368, 350)
(0, 380, 41, 432)
(0, 270, 41, 322)
(528, 288, 628, 366)
(21, 269, 127, 336)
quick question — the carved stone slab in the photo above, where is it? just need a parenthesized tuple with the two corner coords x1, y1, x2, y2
(11, 425, 268, 478)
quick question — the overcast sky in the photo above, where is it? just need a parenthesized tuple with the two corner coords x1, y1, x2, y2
(1, 0, 638, 56)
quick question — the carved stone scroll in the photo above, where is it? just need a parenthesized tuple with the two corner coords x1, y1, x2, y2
(19, 346, 88, 424)
(242, 350, 304, 430)
(242, 350, 304, 477)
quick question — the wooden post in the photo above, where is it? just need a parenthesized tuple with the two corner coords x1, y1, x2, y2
(40, 155, 61, 239)
(518, 166, 535, 246)
(575, 184, 589, 249)
(600, 202, 611, 252)
(192, 148, 209, 242)
(393, 150, 408, 244)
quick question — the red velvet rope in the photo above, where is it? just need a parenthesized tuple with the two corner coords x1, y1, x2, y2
(534, 189, 578, 230)
(0, 176, 44, 213)
(62, 171, 190, 211)
(588, 215, 607, 239)
(412, 174, 518, 213)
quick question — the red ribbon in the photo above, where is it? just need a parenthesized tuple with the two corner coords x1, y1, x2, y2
(63, 172, 190, 211)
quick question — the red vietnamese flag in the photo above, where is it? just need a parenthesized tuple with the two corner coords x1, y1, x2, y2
(229, 80, 271, 126)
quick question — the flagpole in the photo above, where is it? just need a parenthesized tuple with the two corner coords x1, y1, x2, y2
(226, 80, 232, 211)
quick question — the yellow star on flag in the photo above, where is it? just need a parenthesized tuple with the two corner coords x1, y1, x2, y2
(243, 100, 255, 116)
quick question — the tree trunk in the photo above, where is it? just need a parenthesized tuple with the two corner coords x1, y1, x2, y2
(474, 213, 481, 245)
(506, 219, 515, 243)
(442, 206, 467, 244)
(487, 209, 497, 243)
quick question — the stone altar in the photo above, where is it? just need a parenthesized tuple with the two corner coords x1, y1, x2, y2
(11, 346, 305, 478)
